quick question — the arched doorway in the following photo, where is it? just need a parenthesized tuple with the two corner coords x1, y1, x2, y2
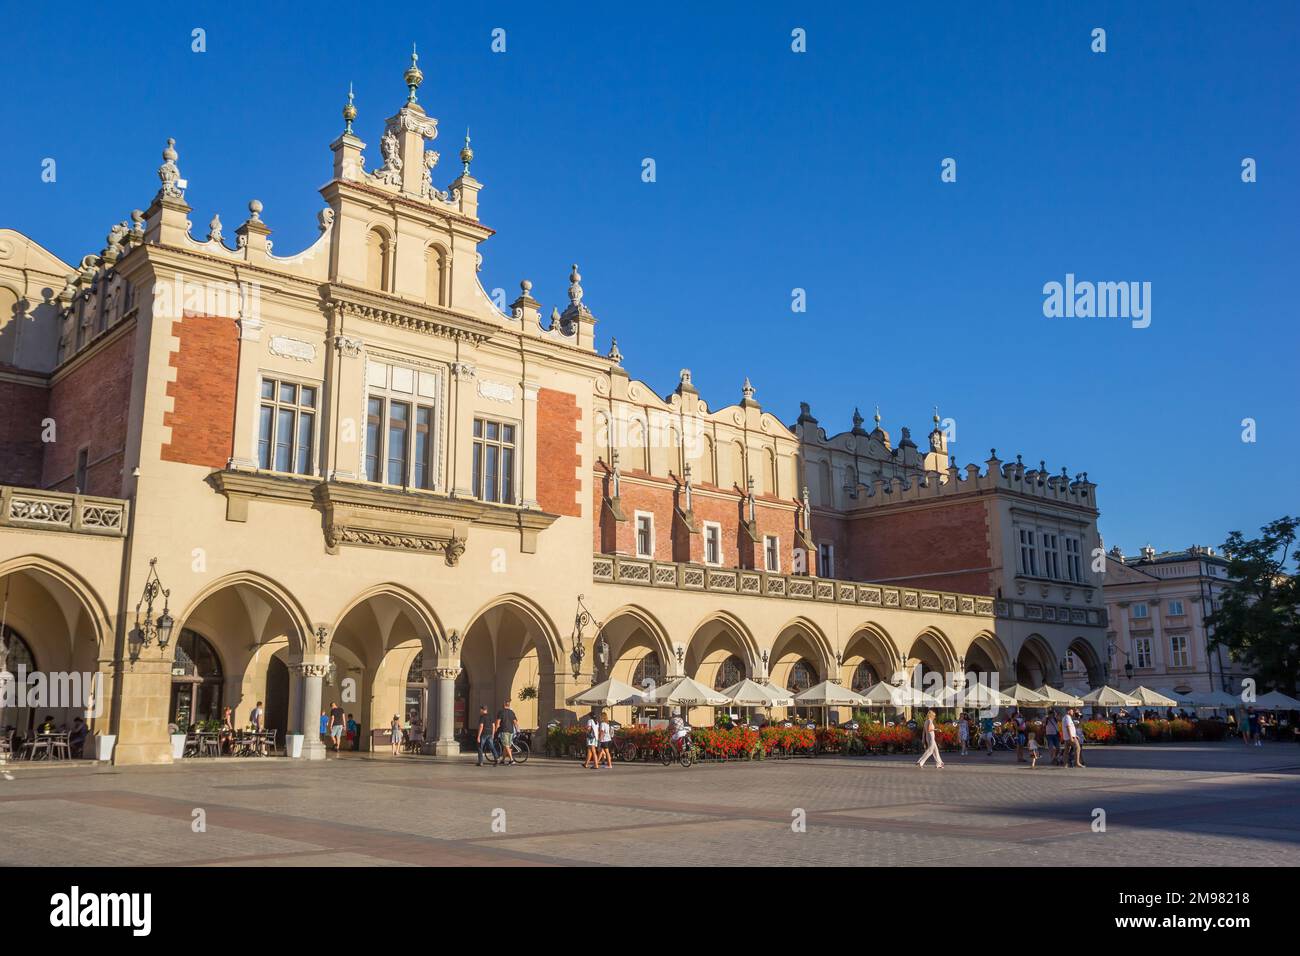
(1015, 634, 1056, 687)
(459, 599, 559, 735)
(170, 629, 224, 729)
(264, 656, 289, 738)
(907, 630, 957, 696)
(0, 626, 39, 735)
(842, 624, 899, 689)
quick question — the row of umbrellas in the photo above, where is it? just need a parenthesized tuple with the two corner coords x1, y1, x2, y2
(569, 676, 1300, 713)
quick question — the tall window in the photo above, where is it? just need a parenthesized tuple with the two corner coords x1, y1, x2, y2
(259, 378, 317, 475)
(171, 629, 223, 728)
(788, 659, 817, 693)
(1065, 537, 1082, 582)
(1169, 634, 1189, 667)
(1043, 533, 1060, 579)
(1132, 603, 1149, 620)
(365, 362, 438, 488)
(713, 655, 746, 690)
(1134, 637, 1153, 669)
(366, 228, 391, 292)
(74, 447, 89, 492)
(851, 662, 877, 692)
(632, 651, 662, 689)
(1019, 529, 1038, 576)
(425, 245, 446, 306)
(634, 512, 654, 558)
(818, 542, 834, 578)
(765, 535, 780, 572)
(472, 418, 516, 503)
(1168, 599, 1185, 616)
(703, 522, 722, 565)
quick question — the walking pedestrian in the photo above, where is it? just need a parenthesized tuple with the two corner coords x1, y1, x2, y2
(475, 705, 496, 766)
(582, 710, 600, 769)
(916, 709, 945, 769)
(389, 714, 402, 755)
(597, 710, 613, 769)
(1072, 709, 1088, 766)
(1010, 708, 1028, 763)
(1248, 707, 1262, 747)
(495, 699, 519, 765)
(980, 711, 995, 755)
(1044, 708, 1060, 764)
(328, 701, 346, 753)
(958, 711, 970, 756)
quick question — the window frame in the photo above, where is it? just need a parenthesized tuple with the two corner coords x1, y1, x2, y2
(471, 416, 519, 504)
(364, 361, 441, 490)
(702, 521, 723, 566)
(258, 375, 319, 476)
(764, 534, 780, 573)
(634, 510, 656, 559)
(1169, 634, 1189, 668)
(818, 541, 834, 578)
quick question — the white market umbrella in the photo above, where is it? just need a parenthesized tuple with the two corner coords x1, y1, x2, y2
(1034, 685, 1084, 708)
(721, 678, 794, 707)
(860, 681, 937, 708)
(565, 678, 645, 707)
(942, 682, 1014, 709)
(1192, 689, 1244, 710)
(1002, 684, 1049, 706)
(1152, 688, 1194, 707)
(1124, 686, 1182, 708)
(642, 675, 731, 707)
(1081, 685, 1140, 708)
(793, 680, 867, 707)
(1254, 690, 1300, 711)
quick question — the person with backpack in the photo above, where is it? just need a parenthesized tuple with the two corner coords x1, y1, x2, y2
(1044, 709, 1061, 764)
(1010, 708, 1028, 763)
(475, 706, 496, 766)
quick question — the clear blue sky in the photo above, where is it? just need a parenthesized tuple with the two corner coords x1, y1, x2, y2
(3, 2, 1296, 554)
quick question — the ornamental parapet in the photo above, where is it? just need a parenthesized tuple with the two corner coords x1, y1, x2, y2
(0, 486, 129, 538)
(592, 553, 997, 619)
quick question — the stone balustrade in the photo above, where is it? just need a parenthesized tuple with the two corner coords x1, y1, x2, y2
(0, 486, 129, 537)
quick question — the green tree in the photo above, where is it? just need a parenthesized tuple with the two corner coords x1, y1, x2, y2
(1206, 517, 1300, 696)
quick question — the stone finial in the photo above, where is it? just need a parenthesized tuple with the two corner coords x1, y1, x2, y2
(874, 405, 882, 427)
(852, 407, 865, 433)
(130, 209, 145, 237)
(742, 377, 755, 401)
(550, 306, 562, 328)
(157, 137, 184, 200)
(343, 83, 357, 134)
(405, 44, 424, 103)
(568, 263, 584, 308)
(207, 214, 223, 242)
(460, 128, 473, 176)
(248, 199, 263, 222)
(317, 208, 335, 231)
(680, 368, 692, 387)
(607, 337, 622, 364)
(933, 406, 941, 428)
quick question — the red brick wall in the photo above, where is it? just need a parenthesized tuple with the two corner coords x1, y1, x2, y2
(0, 377, 50, 487)
(845, 498, 994, 595)
(594, 471, 800, 570)
(160, 312, 238, 468)
(41, 327, 136, 497)
(537, 387, 582, 517)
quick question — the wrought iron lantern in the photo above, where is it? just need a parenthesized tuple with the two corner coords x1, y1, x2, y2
(129, 558, 174, 661)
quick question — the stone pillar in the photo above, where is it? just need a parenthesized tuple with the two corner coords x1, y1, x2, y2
(449, 363, 476, 497)
(286, 666, 302, 735)
(520, 382, 540, 508)
(293, 661, 330, 760)
(433, 667, 460, 756)
(228, 315, 265, 470)
(110, 657, 173, 766)
(329, 335, 365, 480)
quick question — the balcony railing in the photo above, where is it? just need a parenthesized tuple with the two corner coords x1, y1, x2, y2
(593, 553, 995, 618)
(0, 486, 129, 537)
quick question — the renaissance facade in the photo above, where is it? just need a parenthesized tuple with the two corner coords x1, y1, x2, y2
(0, 58, 1109, 763)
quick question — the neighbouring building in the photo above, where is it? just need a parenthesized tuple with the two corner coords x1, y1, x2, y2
(0, 55, 1108, 764)
(1103, 545, 1245, 697)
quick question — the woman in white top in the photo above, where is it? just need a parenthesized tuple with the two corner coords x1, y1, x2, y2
(583, 712, 600, 769)
(916, 709, 944, 769)
(597, 710, 614, 769)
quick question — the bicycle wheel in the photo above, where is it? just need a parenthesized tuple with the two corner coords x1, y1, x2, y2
(679, 748, 693, 768)
(620, 742, 638, 763)
(512, 740, 529, 764)
(660, 745, 674, 766)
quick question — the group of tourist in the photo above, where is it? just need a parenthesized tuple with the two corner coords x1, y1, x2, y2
(474, 700, 521, 766)
(1, 715, 89, 758)
(919, 707, 1088, 770)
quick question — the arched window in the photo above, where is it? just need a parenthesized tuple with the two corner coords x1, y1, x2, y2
(405, 651, 426, 723)
(697, 434, 715, 485)
(366, 228, 392, 292)
(0, 286, 20, 366)
(851, 662, 877, 692)
(0, 624, 37, 673)
(763, 448, 777, 496)
(788, 658, 817, 693)
(425, 245, 446, 306)
(170, 629, 223, 729)
(632, 651, 662, 689)
(713, 654, 746, 690)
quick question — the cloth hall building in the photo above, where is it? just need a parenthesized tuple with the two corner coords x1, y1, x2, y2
(0, 59, 1109, 763)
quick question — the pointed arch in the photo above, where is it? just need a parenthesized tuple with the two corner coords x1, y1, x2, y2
(0, 554, 112, 650)
(174, 570, 312, 656)
(462, 593, 563, 666)
(330, 583, 446, 657)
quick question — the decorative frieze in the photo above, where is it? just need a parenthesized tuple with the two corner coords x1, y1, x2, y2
(269, 335, 317, 362)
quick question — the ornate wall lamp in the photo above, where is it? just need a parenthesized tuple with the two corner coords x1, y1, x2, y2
(128, 558, 174, 661)
(569, 595, 603, 680)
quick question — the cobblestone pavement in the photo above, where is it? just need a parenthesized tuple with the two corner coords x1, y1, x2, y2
(2, 744, 1297, 866)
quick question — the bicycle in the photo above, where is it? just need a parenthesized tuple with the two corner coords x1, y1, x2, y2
(660, 730, 694, 767)
(491, 729, 530, 765)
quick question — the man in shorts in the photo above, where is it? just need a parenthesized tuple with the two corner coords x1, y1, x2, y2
(328, 701, 346, 753)
(980, 713, 995, 755)
(495, 699, 519, 766)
